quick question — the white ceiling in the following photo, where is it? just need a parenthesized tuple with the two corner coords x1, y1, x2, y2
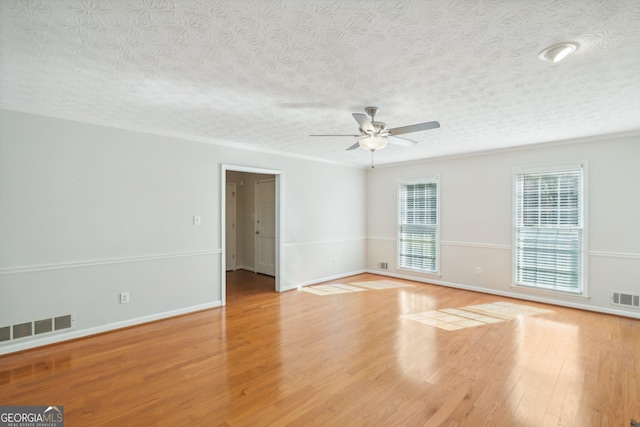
(1, 0, 639, 168)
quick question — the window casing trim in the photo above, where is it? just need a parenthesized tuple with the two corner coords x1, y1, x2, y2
(512, 161, 588, 297)
(397, 176, 440, 275)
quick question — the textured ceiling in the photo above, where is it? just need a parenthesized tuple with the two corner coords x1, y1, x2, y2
(1, 0, 640, 168)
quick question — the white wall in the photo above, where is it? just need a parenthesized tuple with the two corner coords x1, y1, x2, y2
(366, 134, 640, 317)
(0, 109, 366, 353)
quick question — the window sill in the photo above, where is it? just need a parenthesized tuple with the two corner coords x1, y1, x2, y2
(397, 267, 442, 279)
(510, 284, 590, 301)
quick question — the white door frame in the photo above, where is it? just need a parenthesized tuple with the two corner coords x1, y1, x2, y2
(225, 182, 237, 272)
(221, 164, 283, 306)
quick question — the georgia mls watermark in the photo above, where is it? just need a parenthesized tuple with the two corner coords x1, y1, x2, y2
(0, 406, 64, 427)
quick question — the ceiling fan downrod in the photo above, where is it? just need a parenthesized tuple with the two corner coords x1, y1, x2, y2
(364, 106, 379, 122)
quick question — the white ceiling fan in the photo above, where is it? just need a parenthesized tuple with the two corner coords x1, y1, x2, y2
(310, 107, 440, 167)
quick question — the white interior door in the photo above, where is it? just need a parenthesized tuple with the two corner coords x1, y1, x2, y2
(255, 179, 275, 276)
(225, 182, 236, 271)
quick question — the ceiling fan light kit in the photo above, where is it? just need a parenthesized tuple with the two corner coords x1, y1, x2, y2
(359, 135, 387, 151)
(538, 42, 579, 63)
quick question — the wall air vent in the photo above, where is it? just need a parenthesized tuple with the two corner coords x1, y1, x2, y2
(378, 261, 389, 270)
(0, 314, 74, 345)
(612, 292, 640, 309)
(55, 315, 72, 330)
(13, 322, 32, 339)
(35, 318, 53, 335)
(0, 326, 10, 342)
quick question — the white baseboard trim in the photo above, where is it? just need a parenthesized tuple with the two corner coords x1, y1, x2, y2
(284, 269, 367, 291)
(365, 269, 640, 320)
(0, 301, 222, 355)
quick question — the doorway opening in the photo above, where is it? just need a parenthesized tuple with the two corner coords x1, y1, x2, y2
(225, 270, 276, 304)
(221, 165, 282, 305)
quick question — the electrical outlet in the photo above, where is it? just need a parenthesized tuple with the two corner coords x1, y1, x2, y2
(475, 267, 482, 275)
(120, 292, 130, 304)
(193, 216, 201, 226)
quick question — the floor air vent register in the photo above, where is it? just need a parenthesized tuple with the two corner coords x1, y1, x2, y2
(0, 314, 73, 343)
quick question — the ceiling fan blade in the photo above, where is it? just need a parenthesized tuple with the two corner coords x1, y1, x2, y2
(388, 121, 440, 136)
(352, 113, 374, 133)
(387, 135, 417, 147)
(310, 134, 361, 137)
(346, 142, 360, 151)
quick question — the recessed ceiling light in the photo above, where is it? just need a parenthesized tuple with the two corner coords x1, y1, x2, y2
(538, 42, 579, 63)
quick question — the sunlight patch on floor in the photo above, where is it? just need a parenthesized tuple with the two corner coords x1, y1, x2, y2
(300, 284, 368, 295)
(464, 301, 553, 319)
(300, 280, 413, 295)
(352, 280, 415, 290)
(402, 302, 553, 330)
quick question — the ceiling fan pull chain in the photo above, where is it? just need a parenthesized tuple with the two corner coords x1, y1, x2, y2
(371, 150, 375, 168)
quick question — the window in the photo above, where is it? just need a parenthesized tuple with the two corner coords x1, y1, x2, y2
(514, 164, 584, 294)
(399, 178, 439, 273)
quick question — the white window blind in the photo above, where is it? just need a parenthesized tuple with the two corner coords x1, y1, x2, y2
(514, 166, 583, 293)
(399, 179, 438, 272)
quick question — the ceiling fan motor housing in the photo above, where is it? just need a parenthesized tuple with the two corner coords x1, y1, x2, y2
(372, 122, 388, 134)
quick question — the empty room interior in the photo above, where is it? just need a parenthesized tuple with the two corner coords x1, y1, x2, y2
(1, 1, 639, 426)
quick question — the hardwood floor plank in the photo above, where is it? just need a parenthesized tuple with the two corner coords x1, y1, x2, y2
(1, 270, 639, 426)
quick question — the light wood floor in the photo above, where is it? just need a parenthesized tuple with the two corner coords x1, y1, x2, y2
(1, 271, 639, 426)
